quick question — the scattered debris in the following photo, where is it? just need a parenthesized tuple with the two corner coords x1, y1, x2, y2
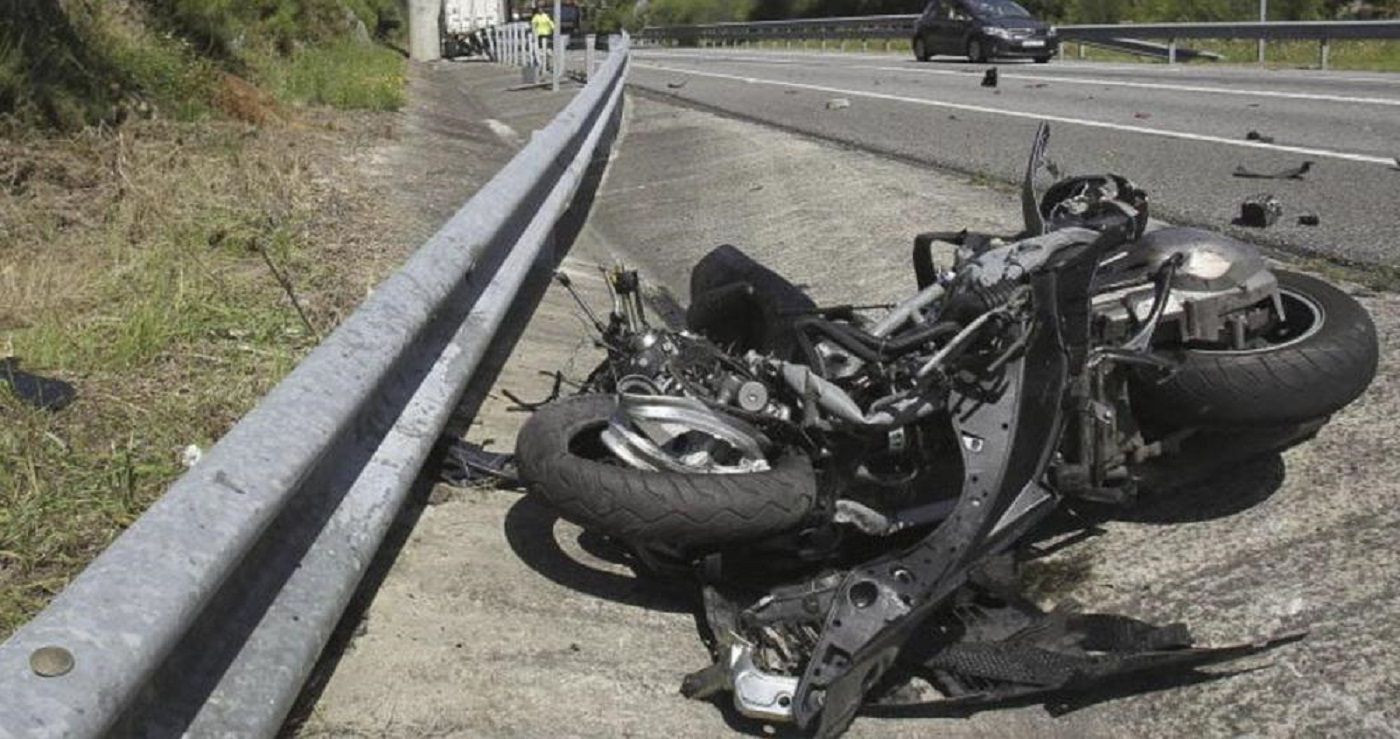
(666, 79, 688, 89)
(1245, 130, 1276, 144)
(1233, 161, 1312, 180)
(1133, 111, 1151, 119)
(1026, 82, 1048, 89)
(1045, 158, 1063, 180)
(440, 439, 517, 488)
(502, 371, 566, 411)
(748, 184, 764, 192)
(981, 68, 998, 87)
(1237, 194, 1283, 228)
(0, 357, 75, 411)
(825, 97, 851, 110)
(182, 444, 204, 468)
(948, 114, 959, 120)
(1298, 213, 1321, 226)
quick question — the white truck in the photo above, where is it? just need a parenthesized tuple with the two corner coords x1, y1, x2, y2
(442, 0, 508, 57)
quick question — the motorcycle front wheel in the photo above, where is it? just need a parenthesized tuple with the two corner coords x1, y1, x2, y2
(516, 395, 819, 548)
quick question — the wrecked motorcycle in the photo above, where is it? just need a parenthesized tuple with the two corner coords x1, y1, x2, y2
(514, 126, 1378, 736)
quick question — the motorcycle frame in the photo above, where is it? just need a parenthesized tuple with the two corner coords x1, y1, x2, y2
(788, 229, 1115, 736)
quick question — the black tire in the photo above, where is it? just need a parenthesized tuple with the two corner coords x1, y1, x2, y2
(967, 39, 987, 63)
(516, 395, 819, 548)
(1134, 269, 1377, 427)
(1034, 55, 1051, 63)
(914, 36, 930, 62)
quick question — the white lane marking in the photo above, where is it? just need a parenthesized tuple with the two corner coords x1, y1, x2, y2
(484, 118, 523, 146)
(637, 50, 1400, 105)
(635, 62, 1397, 166)
(636, 48, 1400, 86)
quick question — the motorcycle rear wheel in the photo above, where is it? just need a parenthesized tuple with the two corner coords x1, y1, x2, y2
(1134, 269, 1377, 427)
(516, 395, 819, 548)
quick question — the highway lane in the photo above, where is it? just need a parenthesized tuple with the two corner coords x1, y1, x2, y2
(630, 49, 1400, 266)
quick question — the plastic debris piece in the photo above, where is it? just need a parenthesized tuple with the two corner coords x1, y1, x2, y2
(1133, 111, 1151, 119)
(1298, 213, 1320, 226)
(1233, 161, 1312, 180)
(1237, 194, 1283, 228)
(981, 68, 998, 87)
(666, 79, 687, 89)
(1245, 130, 1276, 144)
(441, 439, 517, 488)
(825, 98, 850, 110)
(182, 445, 204, 468)
(0, 357, 75, 411)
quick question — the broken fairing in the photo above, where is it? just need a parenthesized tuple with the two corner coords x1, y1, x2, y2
(513, 123, 1379, 736)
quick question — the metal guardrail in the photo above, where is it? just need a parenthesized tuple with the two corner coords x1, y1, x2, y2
(638, 16, 1400, 67)
(1080, 37, 1222, 61)
(482, 23, 607, 88)
(0, 33, 629, 739)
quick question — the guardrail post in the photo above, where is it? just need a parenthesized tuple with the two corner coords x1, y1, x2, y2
(884, 39, 891, 52)
(1258, 0, 1268, 63)
(553, 32, 567, 91)
(586, 34, 596, 76)
(1167, 37, 1177, 64)
(1077, 41, 1085, 59)
(862, 39, 869, 52)
(1319, 37, 1330, 69)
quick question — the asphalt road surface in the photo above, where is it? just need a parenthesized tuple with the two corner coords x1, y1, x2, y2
(630, 48, 1400, 267)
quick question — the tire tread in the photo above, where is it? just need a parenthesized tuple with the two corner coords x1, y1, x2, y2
(516, 395, 818, 547)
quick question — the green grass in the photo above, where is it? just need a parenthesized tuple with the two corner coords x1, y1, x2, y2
(259, 40, 406, 111)
(102, 24, 220, 121)
(0, 121, 340, 637)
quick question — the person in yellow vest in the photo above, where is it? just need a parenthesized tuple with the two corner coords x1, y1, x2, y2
(530, 7, 555, 49)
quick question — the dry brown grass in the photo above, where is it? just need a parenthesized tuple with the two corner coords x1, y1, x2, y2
(0, 108, 405, 637)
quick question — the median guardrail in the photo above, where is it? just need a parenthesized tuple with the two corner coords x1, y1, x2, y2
(0, 32, 629, 739)
(638, 17, 1400, 67)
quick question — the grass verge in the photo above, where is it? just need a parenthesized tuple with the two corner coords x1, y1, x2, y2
(0, 113, 393, 637)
